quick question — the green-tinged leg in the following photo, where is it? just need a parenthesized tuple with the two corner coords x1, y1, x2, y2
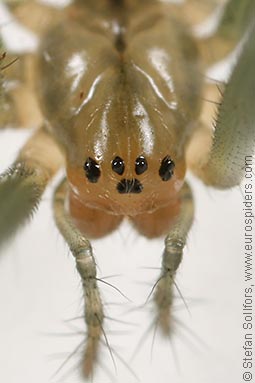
(190, 24, 255, 188)
(154, 182, 194, 333)
(196, 0, 255, 66)
(0, 128, 63, 247)
(53, 179, 104, 378)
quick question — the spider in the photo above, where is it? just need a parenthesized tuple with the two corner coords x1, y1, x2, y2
(0, 0, 254, 381)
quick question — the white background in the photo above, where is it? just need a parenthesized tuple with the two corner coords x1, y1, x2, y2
(0, 1, 248, 383)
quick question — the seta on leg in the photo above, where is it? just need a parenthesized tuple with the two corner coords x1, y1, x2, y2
(0, 127, 63, 248)
(153, 182, 194, 333)
(53, 179, 105, 377)
(0, 49, 5, 116)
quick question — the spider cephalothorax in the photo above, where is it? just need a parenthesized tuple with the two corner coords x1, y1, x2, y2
(0, 0, 254, 380)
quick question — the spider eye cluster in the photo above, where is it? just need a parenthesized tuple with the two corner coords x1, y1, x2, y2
(159, 156, 175, 181)
(84, 157, 101, 183)
(83, 154, 175, 184)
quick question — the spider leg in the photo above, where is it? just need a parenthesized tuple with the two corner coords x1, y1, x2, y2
(3, 0, 62, 36)
(53, 179, 105, 378)
(0, 1, 63, 129)
(196, 0, 255, 66)
(168, 0, 224, 29)
(154, 182, 194, 333)
(0, 127, 63, 247)
(0, 45, 5, 113)
(186, 80, 222, 175)
(187, 25, 255, 188)
(0, 53, 43, 128)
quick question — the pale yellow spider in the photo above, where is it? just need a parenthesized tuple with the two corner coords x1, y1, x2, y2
(0, 0, 254, 382)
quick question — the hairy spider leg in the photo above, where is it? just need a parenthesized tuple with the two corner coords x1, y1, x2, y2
(0, 128, 63, 247)
(188, 23, 255, 188)
(53, 179, 105, 378)
(0, 2, 64, 245)
(0, 1, 63, 128)
(0, 53, 43, 128)
(153, 182, 194, 333)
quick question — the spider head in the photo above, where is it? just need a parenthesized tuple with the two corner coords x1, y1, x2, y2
(64, 83, 187, 216)
(67, 143, 186, 217)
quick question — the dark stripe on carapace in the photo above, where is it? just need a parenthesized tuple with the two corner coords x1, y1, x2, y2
(117, 178, 143, 194)
(115, 32, 126, 53)
(108, 0, 127, 53)
(109, 0, 125, 7)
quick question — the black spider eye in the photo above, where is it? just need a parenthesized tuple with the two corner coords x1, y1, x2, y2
(112, 156, 125, 175)
(159, 156, 175, 181)
(84, 157, 101, 183)
(135, 156, 148, 175)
